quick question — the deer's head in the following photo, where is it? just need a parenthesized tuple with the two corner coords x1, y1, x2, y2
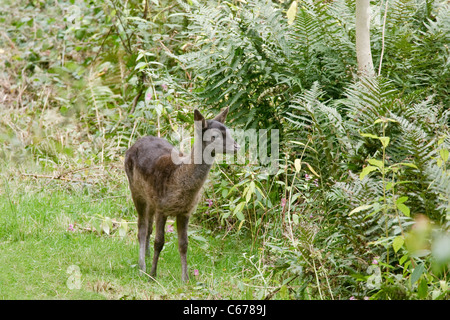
(194, 107, 240, 159)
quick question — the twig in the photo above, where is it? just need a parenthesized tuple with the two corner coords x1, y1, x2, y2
(312, 259, 324, 300)
(21, 173, 85, 183)
(1, 31, 16, 49)
(153, 3, 177, 20)
(263, 275, 299, 300)
(129, 118, 139, 148)
(143, 0, 149, 20)
(158, 40, 190, 78)
(242, 282, 277, 290)
(110, 1, 132, 53)
(86, 195, 127, 203)
(16, 83, 28, 109)
(139, 270, 169, 294)
(130, 88, 144, 114)
(58, 166, 93, 177)
(21, 166, 95, 182)
(91, 26, 114, 66)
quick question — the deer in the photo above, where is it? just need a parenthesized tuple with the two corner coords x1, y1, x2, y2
(124, 107, 239, 282)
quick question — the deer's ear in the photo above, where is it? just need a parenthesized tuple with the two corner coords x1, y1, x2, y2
(213, 107, 229, 123)
(194, 109, 207, 129)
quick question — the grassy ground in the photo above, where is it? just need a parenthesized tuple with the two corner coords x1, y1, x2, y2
(0, 164, 262, 300)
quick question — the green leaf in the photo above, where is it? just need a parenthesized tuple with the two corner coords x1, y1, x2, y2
(244, 181, 256, 204)
(233, 202, 245, 214)
(379, 137, 390, 148)
(440, 149, 449, 162)
(287, 1, 298, 25)
(254, 185, 266, 200)
(410, 263, 425, 285)
(191, 234, 207, 242)
(399, 255, 409, 265)
(431, 289, 441, 300)
(294, 159, 301, 173)
(397, 203, 410, 217)
(135, 61, 147, 70)
(222, 188, 228, 198)
(440, 280, 448, 292)
(233, 202, 245, 221)
(360, 132, 379, 139)
(304, 161, 320, 177)
(368, 159, 384, 169)
(349, 204, 373, 216)
(398, 162, 418, 169)
(118, 220, 128, 238)
(154, 103, 163, 116)
(249, 181, 256, 196)
(393, 236, 404, 253)
(374, 119, 383, 124)
(396, 196, 408, 205)
(292, 213, 299, 225)
(374, 118, 398, 124)
(235, 210, 245, 221)
(279, 284, 289, 299)
(360, 165, 378, 180)
(362, 202, 383, 220)
(101, 217, 112, 235)
(418, 277, 428, 299)
(92, 219, 101, 235)
(136, 52, 144, 62)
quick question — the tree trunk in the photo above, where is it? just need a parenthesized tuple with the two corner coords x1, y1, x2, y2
(355, 0, 375, 77)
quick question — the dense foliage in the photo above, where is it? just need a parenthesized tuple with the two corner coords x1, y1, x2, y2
(1, 0, 449, 299)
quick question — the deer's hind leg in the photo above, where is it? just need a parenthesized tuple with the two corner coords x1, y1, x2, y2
(135, 198, 153, 276)
(150, 212, 167, 278)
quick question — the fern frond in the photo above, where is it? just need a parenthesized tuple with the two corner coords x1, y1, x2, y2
(286, 82, 352, 180)
(426, 164, 450, 219)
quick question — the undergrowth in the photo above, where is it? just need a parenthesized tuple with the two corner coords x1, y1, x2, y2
(1, 0, 449, 300)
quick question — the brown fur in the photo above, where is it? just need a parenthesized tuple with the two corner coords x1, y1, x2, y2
(124, 107, 237, 281)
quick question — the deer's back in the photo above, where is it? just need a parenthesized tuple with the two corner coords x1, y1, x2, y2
(125, 136, 198, 216)
(125, 135, 175, 172)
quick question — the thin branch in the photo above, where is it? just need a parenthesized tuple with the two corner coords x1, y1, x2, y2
(21, 166, 98, 182)
(110, 1, 132, 53)
(263, 275, 299, 300)
(139, 270, 169, 294)
(130, 88, 144, 114)
(1, 30, 16, 49)
(91, 26, 114, 66)
(21, 173, 85, 183)
(143, 0, 149, 20)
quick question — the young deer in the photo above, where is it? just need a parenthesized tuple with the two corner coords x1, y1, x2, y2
(124, 107, 239, 282)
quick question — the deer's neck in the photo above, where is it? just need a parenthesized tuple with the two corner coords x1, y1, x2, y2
(174, 146, 213, 192)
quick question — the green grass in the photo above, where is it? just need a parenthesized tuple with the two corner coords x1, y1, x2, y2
(0, 172, 261, 300)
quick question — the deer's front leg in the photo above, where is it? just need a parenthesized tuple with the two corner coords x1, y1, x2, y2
(176, 214, 190, 282)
